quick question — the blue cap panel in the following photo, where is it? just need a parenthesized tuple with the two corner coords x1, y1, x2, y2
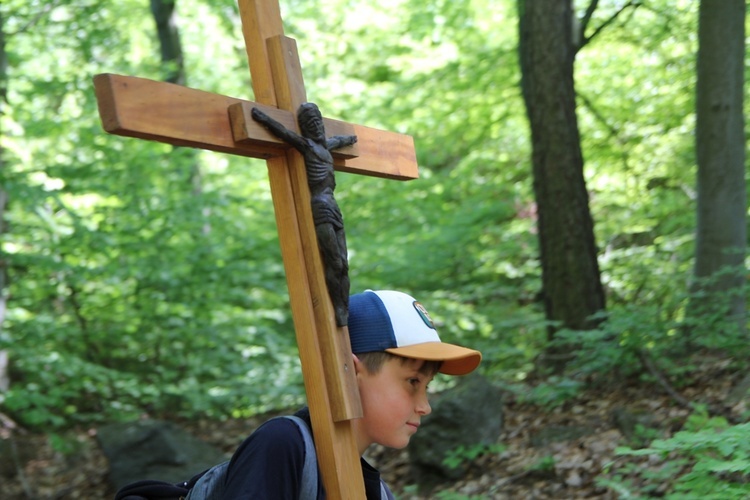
(348, 292, 397, 353)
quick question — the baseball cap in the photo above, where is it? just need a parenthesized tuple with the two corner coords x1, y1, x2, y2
(348, 290, 482, 375)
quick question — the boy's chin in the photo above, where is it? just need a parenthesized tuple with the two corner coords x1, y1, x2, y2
(375, 438, 411, 450)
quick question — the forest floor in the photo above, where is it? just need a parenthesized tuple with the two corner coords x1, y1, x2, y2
(2, 355, 747, 499)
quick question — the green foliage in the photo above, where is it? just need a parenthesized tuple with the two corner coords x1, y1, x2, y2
(603, 410, 750, 499)
(399, 484, 489, 499)
(530, 455, 556, 472)
(514, 376, 583, 409)
(441, 442, 506, 471)
(1, 0, 746, 433)
(549, 264, 749, 385)
(48, 432, 86, 457)
(433, 492, 486, 500)
(1, 0, 307, 427)
(683, 264, 748, 345)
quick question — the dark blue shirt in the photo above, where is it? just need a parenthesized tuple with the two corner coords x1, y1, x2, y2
(222, 408, 388, 499)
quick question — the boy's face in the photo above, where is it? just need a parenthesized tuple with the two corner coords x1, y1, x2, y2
(353, 355, 434, 453)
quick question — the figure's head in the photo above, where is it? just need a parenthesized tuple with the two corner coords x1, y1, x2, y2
(347, 290, 482, 452)
(297, 102, 326, 143)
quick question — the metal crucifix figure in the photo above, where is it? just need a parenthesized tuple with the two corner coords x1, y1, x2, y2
(252, 103, 356, 327)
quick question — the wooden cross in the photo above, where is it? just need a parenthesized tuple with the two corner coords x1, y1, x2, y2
(93, 0, 417, 498)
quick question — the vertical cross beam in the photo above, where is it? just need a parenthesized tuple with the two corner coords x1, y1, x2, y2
(237, 0, 365, 497)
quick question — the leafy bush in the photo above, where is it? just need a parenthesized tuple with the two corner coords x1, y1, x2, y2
(602, 410, 750, 499)
(514, 376, 583, 409)
(552, 268, 749, 384)
(441, 442, 506, 471)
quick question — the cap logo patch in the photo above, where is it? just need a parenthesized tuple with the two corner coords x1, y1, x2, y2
(413, 301, 436, 330)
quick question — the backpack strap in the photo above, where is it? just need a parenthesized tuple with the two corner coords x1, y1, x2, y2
(284, 415, 318, 500)
(187, 415, 318, 500)
(184, 461, 229, 499)
(380, 479, 396, 500)
(290, 416, 393, 500)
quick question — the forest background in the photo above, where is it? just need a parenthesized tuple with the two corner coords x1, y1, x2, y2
(1, 0, 749, 498)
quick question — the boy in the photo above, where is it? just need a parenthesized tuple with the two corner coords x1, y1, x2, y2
(222, 289, 482, 499)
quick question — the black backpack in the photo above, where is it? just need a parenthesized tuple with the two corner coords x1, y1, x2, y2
(114, 415, 317, 500)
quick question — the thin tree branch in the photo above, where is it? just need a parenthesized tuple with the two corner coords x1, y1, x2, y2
(580, 0, 640, 50)
(579, 0, 600, 44)
(637, 348, 694, 410)
(576, 91, 619, 140)
(9, 436, 35, 498)
(638, 348, 737, 423)
(66, 281, 106, 365)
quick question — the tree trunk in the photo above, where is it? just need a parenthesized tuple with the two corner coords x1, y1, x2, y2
(517, 0, 606, 367)
(0, 8, 9, 391)
(150, 0, 186, 85)
(693, 0, 746, 335)
(149, 0, 209, 233)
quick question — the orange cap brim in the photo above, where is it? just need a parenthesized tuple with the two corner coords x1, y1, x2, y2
(385, 342, 482, 375)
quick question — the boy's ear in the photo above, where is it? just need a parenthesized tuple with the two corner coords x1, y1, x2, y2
(352, 353, 363, 374)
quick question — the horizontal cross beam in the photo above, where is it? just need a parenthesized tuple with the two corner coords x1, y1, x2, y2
(93, 73, 418, 180)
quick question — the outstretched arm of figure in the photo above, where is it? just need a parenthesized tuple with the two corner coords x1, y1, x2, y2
(326, 135, 357, 151)
(251, 107, 306, 150)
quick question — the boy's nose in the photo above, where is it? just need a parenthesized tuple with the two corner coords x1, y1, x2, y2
(417, 393, 432, 416)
